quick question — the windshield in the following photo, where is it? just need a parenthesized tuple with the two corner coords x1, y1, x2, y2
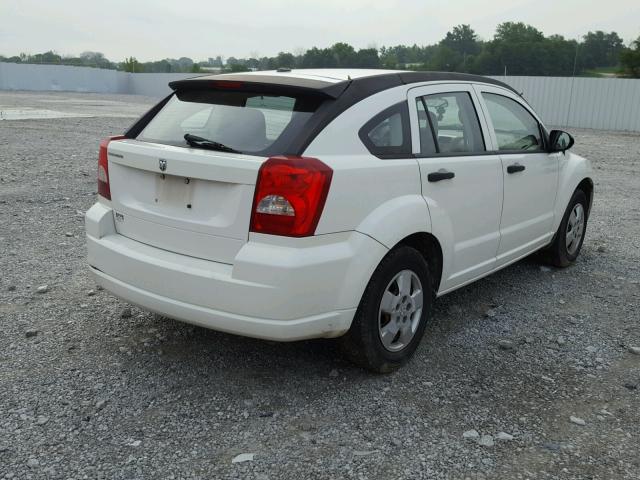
(137, 89, 324, 156)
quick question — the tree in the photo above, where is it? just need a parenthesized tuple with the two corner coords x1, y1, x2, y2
(440, 24, 481, 56)
(581, 31, 624, 68)
(434, 25, 482, 72)
(354, 48, 380, 68)
(620, 37, 640, 77)
(474, 22, 578, 76)
(122, 57, 140, 73)
(275, 51, 295, 68)
(79, 51, 112, 68)
(329, 42, 357, 67)
(494, 22, 544, 43)
(430, 45, 462, 71)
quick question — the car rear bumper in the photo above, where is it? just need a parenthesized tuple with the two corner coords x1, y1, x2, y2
(85, 202, 386, 341)
(88, 266, 355, 341)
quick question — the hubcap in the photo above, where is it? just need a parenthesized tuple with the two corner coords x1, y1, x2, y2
(565, 203, 585, 255)
(378, 270, 424, 352)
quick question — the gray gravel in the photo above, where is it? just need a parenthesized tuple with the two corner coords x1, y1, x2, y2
(1, 91, 639, 479)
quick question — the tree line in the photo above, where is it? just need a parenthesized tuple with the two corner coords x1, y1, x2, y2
(2, 23, 639, 77)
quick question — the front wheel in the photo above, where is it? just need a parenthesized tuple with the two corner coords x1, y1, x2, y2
(339, 246, 433, 373)
(548, 189, 588, 267)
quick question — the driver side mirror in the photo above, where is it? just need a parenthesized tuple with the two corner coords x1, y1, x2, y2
(549, 130, 575, 153)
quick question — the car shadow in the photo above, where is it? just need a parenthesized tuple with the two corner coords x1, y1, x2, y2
(132, 249, 565, 387)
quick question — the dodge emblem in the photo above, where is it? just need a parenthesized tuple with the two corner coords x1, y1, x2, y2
(159, 159, 167, 172)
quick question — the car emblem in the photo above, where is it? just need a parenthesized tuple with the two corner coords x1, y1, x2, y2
(159, 159, 167, 172)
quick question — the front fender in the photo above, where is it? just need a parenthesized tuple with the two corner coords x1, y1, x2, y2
(553, 152, 594, 232)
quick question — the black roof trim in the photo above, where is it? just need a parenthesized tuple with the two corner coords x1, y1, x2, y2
(168, 71, 518, 100)
(285, 72, 518, 155)
(396, 71, 518, 94)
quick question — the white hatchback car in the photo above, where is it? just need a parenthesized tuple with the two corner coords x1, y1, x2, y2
(86, 69, 593, 372)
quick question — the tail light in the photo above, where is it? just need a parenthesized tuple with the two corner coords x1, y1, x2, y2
(97, 135, 126, 200)
(250, 156, 333, 237)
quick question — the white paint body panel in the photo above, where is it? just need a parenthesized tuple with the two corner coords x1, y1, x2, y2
(407, 83, 503, 291)
(86, 71, 593, 341)
(472, 84, 560, 267)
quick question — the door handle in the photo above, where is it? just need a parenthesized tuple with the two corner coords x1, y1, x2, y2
(428, 170, 455, 182)
(507, 163, 525, 174)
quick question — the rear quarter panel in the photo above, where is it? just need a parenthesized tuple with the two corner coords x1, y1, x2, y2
(304, 85, 431, 246)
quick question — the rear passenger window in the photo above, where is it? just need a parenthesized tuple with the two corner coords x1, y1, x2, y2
(416, 92, 485, 155)
(482, 93, 543, 152)
(359, 102, 411, 158)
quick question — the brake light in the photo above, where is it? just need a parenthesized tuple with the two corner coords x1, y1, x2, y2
(209, 80, 244, 89)
(97, 135, 126, 200)
(250, 156, 333, 237)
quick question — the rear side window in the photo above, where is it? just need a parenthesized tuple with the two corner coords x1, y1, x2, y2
(359, 102, 412, 158)
(137, 90, 323, 156)
(416, 92, 485, 155)
(482, 93, 543, 152)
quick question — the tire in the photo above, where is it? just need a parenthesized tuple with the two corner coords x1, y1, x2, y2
(339, 246, 434, 373)
(548, 189, 588, 268)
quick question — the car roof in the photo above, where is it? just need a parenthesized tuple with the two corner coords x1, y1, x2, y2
(169, 69, 519, 99)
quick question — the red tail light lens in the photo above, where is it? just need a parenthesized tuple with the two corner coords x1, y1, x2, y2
(97, 135, 126, 200)
(250, 156, 333, 237)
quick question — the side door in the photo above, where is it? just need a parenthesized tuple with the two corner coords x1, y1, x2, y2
(474, 85, 559, 266)
(407, 84, 503, 293)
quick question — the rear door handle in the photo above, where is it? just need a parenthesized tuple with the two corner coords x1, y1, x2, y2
(507, 163, 525, 174)
(428, 170, 455, 182)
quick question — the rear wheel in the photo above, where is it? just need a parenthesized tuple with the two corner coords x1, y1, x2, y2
(548, 189, 588, 267)
(339, 246, 433, 373)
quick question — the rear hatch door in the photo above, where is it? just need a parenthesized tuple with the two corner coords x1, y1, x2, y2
(107, 83, 328, 263)
(108, 140, 263, 264)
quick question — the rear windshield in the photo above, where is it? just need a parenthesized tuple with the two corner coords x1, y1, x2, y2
(137, 89, 324, 156)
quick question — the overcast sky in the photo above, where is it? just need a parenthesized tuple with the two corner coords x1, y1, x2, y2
(1, 0, 639, 62)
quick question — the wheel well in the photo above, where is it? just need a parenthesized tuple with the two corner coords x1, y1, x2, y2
(577, 178, 594, 216)
(396, 233, 443, 293)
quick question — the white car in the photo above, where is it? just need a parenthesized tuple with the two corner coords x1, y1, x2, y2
(86, 69, 593, 372)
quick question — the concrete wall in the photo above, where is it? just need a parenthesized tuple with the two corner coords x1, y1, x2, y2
(490, 75, 640, 132)
(1, 63, 639, 131)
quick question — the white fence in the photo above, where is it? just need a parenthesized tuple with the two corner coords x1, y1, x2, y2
(1, 62, 639, 132)
(0, 63, 194, 98)
(490, 76, 640, 132)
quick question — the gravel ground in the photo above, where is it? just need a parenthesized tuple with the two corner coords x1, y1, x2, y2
(1, 91, 639, 480)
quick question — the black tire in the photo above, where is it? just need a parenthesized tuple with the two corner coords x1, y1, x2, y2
(339, 246, 434, 373)
(548, 189, 588, 268)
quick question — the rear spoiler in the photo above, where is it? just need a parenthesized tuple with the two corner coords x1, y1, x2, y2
(168, 74, 350, 99)
(125, 75, 349, 139)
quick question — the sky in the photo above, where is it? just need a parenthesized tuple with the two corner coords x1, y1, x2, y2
(1, 0, 639, 62)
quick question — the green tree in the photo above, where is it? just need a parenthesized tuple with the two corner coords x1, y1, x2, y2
(329, 42, 357, 67)
(620, 37, 640, 77)
(581, 31, 624, 68)
(474, 22, 578, 76)
(441, 24, 481, 56)
(494, 22, 544, 43)
(354, 48, 380, 68)
(122, 57, 140, 73)
(434, 25, 482, 72)
(275, 51, 295, 68)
